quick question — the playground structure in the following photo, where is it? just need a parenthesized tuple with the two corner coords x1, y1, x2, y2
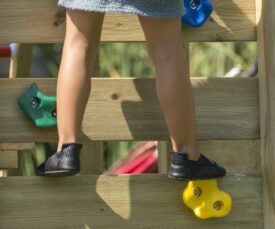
(0, 0, 274, 228)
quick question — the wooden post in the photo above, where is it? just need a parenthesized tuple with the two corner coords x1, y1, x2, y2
(256, 0, 275, 228)
(0, 143, 34, 177)
(157, 141, 170, 173)
(9, 44, 32, 77)
(7, 44, 33, 176)
(80, 50, 105, 174)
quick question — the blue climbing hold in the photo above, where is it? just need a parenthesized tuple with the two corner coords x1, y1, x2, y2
(182, 0, 213, 28)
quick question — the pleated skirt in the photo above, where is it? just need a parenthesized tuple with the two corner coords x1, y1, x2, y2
(57, 0, 184, 19)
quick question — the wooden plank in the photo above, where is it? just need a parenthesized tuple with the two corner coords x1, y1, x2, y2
(9, 43, 33, 177)
(80, 48, 105, 175)
(256, 0, 275, 227)
(158, 140, 261, 174)
(157, 141, 170, 173)
(0, 77, 259, 141)
(0, 174, 263, 228)
(0, 169, 19, 177)
(0, 143, 34, 150)
(80, 135, 105, 175)
(0, 0, 256, 43)
(9, 44, 33, 78)
(0, 151, 18, 168)
(197, 140, 261, 173)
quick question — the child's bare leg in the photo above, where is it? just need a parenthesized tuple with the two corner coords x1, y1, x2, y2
(56, 10, 104, 151)
(138, 15, 199, 161)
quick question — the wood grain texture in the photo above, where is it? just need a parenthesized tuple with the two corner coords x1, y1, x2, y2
(0, 174, 263, 229)
(0, 0, 255, 43)
(79, 48, 105, 175)
(158, 140, 261, 174)
(256, 0, 275, 227)
(0, 169, 19, 177)
(197, 140, 261, 173)
(80, 136, 105, 175)
(9, 44, 33, 78)
(0, 77, 259, 141)
(157, 141, 170, 173)
(9, 43, 33, 177)
(0, 143, 34, 150)
(0, 151, 18, 168)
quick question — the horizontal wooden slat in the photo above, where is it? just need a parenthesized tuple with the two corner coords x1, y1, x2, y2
(0, 151, 18, 168)
(0, 0, 256, 43)
(0, 143, 34, 150)
(0, 174, 263, 228)
(0, 77, 259, 141)
(197, 140, 261, 173)
(159, 140, 261, 173)
(0, 169, 19, 177)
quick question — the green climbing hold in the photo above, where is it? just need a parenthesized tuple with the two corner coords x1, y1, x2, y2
(17, 82, 57, 128)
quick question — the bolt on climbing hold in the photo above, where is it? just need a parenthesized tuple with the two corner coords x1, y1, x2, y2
(17, 82, 57, 128)
(181, 0, 214, 27)
(182, 179, 232, 219)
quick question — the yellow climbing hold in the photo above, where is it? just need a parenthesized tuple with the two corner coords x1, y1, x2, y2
(182, 179, 232, 219)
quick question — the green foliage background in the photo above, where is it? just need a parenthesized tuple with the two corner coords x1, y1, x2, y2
(99, 42, 256, 78)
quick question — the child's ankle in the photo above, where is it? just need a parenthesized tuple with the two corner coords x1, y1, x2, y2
(172, 148, 200, 161)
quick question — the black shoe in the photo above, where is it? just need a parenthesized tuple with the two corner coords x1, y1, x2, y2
(168, 150, 226, 180)
(35, 143, 83, 177)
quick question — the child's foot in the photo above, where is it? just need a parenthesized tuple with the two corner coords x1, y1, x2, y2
(168, 150, 226, 180)
(35, 143, 83, 177)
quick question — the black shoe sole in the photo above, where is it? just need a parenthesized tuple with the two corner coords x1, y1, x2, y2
(167, 174, 225, 181)
(35, 169, 80, 177)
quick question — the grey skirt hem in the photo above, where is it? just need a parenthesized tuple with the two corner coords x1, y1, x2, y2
(57, 0, 184, 19)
